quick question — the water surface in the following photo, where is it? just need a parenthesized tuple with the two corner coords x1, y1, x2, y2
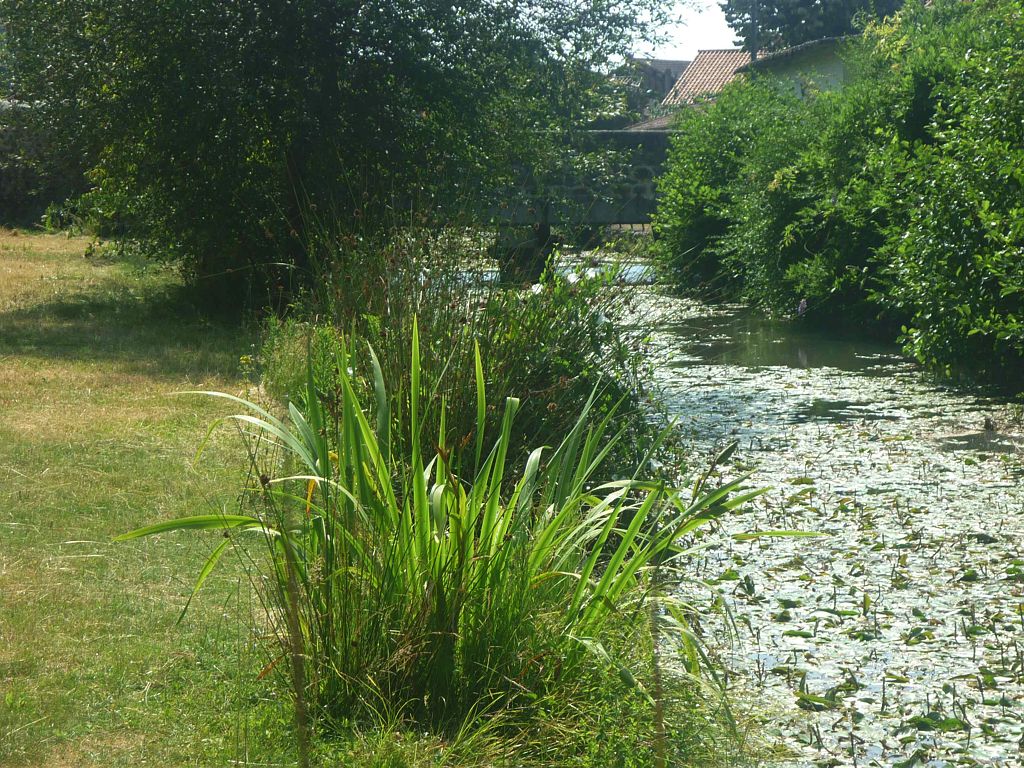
(637, 294, 1024, 768)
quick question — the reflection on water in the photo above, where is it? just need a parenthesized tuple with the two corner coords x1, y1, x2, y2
(461, 259, 653, 286)
(790, 398, 900, 423)
(936, 430, 1023, 453)
(663, 307, 903, 373)
(556, 260, 655, 285)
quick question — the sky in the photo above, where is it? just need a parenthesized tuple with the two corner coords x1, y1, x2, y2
(639, 1, 738, 60)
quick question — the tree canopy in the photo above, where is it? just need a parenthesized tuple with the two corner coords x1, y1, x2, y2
(720, 0, 903, 53)
(0, 0, 665, 300)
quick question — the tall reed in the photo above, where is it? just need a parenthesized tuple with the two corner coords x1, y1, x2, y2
(262, 218, 650, 472)
(118, 324, 757, 754)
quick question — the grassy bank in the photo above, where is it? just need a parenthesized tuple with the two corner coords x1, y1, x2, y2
(0, 231, 278, 765)
(1, 231, 744, 767)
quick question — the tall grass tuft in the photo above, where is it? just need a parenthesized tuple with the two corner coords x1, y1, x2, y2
(118, 325, 756, 759)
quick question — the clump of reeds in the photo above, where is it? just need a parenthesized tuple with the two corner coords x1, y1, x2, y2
(119, 325, 754, 763)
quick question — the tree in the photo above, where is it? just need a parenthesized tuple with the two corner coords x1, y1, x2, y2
(720, 0, 903, 53)
(0, 0, 666, 303)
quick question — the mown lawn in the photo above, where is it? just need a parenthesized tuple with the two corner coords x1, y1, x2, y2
(0, 231, 298, 766)
(0, 230, 750, 768)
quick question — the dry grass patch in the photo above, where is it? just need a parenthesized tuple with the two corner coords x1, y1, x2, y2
(0, 232, 273, 767)
(38, 733, 148, 768)
(0, 230, 106, 310)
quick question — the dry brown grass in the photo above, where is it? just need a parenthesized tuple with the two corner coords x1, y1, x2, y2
(38, 733, 147, 768)
(0, 230, 103, 309)
(0, 232, 281, 766)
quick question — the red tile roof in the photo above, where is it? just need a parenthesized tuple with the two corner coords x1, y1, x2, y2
(662, 49, 751, 106)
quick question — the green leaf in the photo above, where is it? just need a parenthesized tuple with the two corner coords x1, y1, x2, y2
(176, 537, 231, 624)
(114, 514, 264, 541)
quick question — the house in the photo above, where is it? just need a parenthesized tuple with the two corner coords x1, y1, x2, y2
(737, 36, 849, 98)
(623, 49, 750, 131)
(628, 37, 848, 130)
(625, 57, 692, 102)
(661, 49, 751, 106)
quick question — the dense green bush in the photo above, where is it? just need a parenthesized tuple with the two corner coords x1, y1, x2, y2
(653, 81, 806, 294)
(0, 110, 33, 221)
(872, 3, 1024, 373)
(259, 224, 653, 473)
(655, 0, 1024, 377)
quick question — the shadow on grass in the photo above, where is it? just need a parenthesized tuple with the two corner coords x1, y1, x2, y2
(0, 281, 256, 381)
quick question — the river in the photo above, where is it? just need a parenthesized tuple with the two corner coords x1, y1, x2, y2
(634, 290, 1024, 768)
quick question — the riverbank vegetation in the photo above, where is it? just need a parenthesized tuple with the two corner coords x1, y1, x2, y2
(655, 0, 1024, 379)
(0, 232, 751, 766)
(0, 0, 753, 753)
(259, 224, 653, 473)
(123, 319, 755, 767)
(2, 0, 777, 763)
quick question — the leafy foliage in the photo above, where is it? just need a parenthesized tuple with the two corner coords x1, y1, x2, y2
(655, 0, 1024, 378)
(118, 328, 754, 759)
(871, 3, 1024, 372)
(259, 224, 652, 472)
(0, 0, 664, 300)
(720, 0, 903, 53)
(652, 80, 810, 297)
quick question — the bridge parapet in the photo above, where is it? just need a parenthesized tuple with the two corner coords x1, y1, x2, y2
(491, 129, 671, 228)
(489, 128, 672, 281)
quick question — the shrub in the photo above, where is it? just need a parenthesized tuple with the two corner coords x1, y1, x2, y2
(0, 109, 34, 221)
(709, 85, 818, 310)
(652, 80, 807, 295)
(0, 103, 81, 224)
(260, 222, 652, 474)
(653, 52, 891, 320)
(871, 0, 1024, 374)
(654, 0, 1024, 377)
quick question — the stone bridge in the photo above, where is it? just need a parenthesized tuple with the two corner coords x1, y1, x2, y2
(493, 129, 671, 227)
(490, 129, 671, 280)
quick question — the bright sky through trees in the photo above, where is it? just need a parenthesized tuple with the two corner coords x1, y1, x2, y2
(644, 1, 736, 59)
